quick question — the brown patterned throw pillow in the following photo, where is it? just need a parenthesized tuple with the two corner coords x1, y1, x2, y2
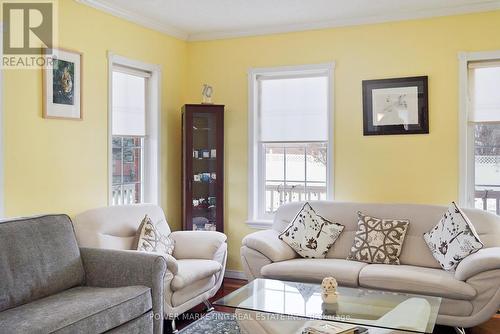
(347, 212, 409, 265)
(279, 202, 344, 259)
(134, 215, 174, 255)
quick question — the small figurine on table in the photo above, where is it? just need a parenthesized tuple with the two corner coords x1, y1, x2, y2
(321, 277, 338, 304)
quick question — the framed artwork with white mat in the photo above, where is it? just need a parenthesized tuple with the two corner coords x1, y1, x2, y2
(362, 76, 428, 135)
(43, 48, 82, 120)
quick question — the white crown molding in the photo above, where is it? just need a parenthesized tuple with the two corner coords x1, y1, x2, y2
(76, 0, 500, 42)
(75, 0, 189, 40)
(188, 1, 500, 41)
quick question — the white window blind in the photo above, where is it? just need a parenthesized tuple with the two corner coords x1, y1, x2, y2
(112, 66, 150, 136)
(469, 61, 500, 122)
(259, 75, 329, 142)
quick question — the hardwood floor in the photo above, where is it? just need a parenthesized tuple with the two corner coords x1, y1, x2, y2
(169, 278, 499, 334)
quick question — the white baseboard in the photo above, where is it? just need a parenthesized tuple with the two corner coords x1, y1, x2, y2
(224, 270, 247, 280)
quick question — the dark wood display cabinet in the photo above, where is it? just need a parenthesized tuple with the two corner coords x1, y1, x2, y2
(182, 104, 224, 232)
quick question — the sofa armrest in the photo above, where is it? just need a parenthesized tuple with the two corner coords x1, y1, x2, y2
(170, 231, 227, 260)
(455, 247, 500, 281)
(242, 229, 297, 263)
(80, 247, 168, 334)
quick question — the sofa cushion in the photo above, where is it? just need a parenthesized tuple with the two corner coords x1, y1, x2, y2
(106, 311, 153, 334)
(171, 259, 221, 291)
(261, 259, 367, 287)
(359, 264, 477, 300)
(0, 285, 152, 334)
(347, 212, 409, 265)
(0, 215, 85, 312)
(279, 202, 344, 259)
(424, 202, 483, 271)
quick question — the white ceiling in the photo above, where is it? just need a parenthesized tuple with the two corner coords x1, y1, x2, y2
(77, 0, 500, 41)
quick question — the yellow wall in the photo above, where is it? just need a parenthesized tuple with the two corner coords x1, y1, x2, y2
(3, 2, 500, 272)
(3, 0, 187, 230)
(186, 11, 500, 270)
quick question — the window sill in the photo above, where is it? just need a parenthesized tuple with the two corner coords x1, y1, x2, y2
(246, 219, 273, 230)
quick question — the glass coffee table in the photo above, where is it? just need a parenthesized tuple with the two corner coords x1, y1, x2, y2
(214, 278, 441, 334)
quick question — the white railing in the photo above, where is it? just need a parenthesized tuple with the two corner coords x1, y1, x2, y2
(112, 184, 137, 205)
(265, 183, 500, 216)
(266, 183, 327, 213)
(475, 188, 500, 216)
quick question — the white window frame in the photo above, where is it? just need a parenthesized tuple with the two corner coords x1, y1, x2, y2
(247, 63, 335, 229)
(108, 52, 161, 205)
(458, 50, 500, 208)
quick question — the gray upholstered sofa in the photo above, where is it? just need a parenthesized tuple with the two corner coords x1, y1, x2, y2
(241, 201, 500, 329)
(0, 214, 167, 334)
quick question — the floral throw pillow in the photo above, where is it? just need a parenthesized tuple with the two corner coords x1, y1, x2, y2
(347, 212, 409, 265)
(423, 202, 483, 271)
(134, 215, 175, 255)
(279, 202, 344, 259)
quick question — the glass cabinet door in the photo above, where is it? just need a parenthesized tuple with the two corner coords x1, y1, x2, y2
(183, 105, 224, 232)
(191, 112, 218, 231)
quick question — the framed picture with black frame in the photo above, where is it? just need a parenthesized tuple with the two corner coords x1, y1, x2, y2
(362, 76, 428, 135)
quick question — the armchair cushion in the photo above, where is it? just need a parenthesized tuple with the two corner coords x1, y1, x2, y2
(170, 231, 226, 260)
(0, 286, 151, 334)
(171, 276, 215, 307)
(455, 247, 500, 281)
(171, 259, 222, 291)
(74, 204, 171, 249)
(242, 229, 297, 263)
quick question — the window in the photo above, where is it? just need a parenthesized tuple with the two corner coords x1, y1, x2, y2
(460, 53, 500, 216)
(248, 64, 334, 226)
(109, 55, 160, 206)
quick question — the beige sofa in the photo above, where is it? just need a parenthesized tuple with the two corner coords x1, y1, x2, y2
(241, 201, 500, 329)
(73, 204, 227, 332)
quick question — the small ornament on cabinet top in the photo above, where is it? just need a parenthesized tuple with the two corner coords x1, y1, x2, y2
(202, 84, 214, 104)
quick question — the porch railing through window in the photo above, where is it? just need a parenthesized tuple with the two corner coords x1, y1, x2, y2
(112, 183, 137, 205)
(265, 182, 327, 214)
(474, 149, 500, 215)
(475, 187, 500, 215)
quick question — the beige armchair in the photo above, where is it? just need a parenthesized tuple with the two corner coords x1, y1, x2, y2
(73, 204, 227, 332)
